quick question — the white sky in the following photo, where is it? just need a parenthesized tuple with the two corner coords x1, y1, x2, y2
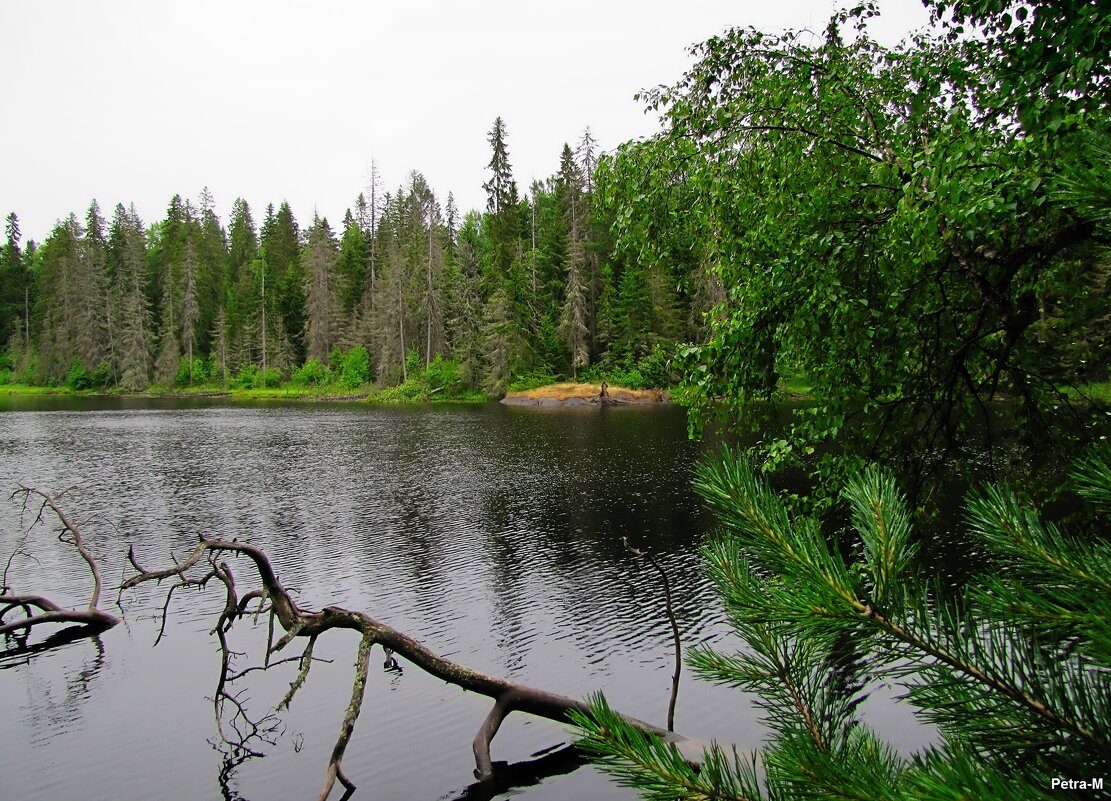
(1, 0, 930, 243)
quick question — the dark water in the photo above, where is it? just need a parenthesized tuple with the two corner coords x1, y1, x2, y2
(0, 399, 931, 800)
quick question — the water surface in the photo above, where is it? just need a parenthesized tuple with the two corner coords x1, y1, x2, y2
(0, 399, 929, 800)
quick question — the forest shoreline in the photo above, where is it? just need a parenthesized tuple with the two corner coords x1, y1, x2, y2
(500, 382, 669, 406)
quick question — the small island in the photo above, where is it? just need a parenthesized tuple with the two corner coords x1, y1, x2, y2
(500, 381, 668, 407)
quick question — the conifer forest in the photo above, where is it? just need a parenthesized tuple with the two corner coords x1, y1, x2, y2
(0, 121, 687, 398)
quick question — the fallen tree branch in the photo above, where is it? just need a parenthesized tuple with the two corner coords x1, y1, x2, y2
(122, 536, 702, 798)
(1, 486, 120, 643)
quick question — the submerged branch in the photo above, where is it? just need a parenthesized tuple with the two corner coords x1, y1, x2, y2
(2, 486, 120, 644)
(623, 537, 683, 732)
(122, 537, 701, 797)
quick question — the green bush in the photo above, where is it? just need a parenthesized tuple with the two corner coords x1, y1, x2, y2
(405, 349, 422, 378)
(635, 344, 673, 388)
(254, 367, 281, 389)
(15, 355, 37, 386)
(175, 357, 208, 387)
(421, 355, 463, 394)
(66, 359, 90, 391)
(340, 346, 371, 389)
(293, 358, 331, 387)
(329, 346, 345, 372)
(0, 368, 12, 385)
(371, 357, 480, 403)
(89, 361, 114, 389)
(231, 364, 258, 389)
(508, 371, 560, 392)
(372, 378, 425, 403)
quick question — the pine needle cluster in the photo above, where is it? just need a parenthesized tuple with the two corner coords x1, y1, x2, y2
(572, 446, 1111, 800)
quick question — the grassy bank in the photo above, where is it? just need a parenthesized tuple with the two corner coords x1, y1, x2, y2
(0, 381, 484, 404)
(504, 382, 668, 403)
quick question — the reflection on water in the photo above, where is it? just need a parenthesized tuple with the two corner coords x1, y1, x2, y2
(0, 399, 932, 801)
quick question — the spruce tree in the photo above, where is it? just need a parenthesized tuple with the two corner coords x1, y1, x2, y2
(557, 145, 590, 378)
(180, 238, 200, 375)
(1, 212, 27, 350)
(302, 216, 339, 362)
(116, 206, 151, 390)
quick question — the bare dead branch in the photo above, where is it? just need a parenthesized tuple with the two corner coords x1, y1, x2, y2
(623, 536, 683, 732)
(122, 537, 702, 795)
(278, 635, 319, 711)
(316, 631, 373, 801)
(15, 484, 106, 610)
(2, 487, 120, 644)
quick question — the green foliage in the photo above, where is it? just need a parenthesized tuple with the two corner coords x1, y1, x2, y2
(254, 367, 281, 389)
(576, 445, 1111, 800)
(583, 344, 675, 389)
(599, 6, 1108, 488)
(88, 361, 114, 389)
(339, 346, 370, 389)
(370, 356, 478, 403)
(65, 359, 89, 391)
(14, 353, 37, 387)
(507, 371, 560, 393)
(0, 368, 11, 385)
(420, 354, 463, 393)
(926, 0, 1111, 133)
(328, 345, 344, 372)
(175, 357, 208, 387)
(231, 364, 257, 389)
(292, 358, 331, 387)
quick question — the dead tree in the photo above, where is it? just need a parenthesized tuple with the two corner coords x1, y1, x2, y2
(121, 536, 705, 801)
(1, 485, 120, 644)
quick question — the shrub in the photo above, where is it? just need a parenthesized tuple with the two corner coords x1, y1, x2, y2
(0, 368, 12, 385)
(340, 346, 371, 389)
(231, 364, 258, 389)
(329, 346, 345, 372)
(15, 355, 37, 386)
(421, 355, 463, 394)
(508, 371, 560, 392)
(372, 378, 425, 403)
(175, 357, 208, 387)
(254, 367, 281, 389)
(66, 359, 90, 391)
(635, 343, 673, 388)
(293, 358, 331, 387)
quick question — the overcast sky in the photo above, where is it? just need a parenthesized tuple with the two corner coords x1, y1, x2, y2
(1, 0, 931, 243)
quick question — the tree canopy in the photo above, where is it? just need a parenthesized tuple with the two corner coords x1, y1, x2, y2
(596, 4, 1109, 489)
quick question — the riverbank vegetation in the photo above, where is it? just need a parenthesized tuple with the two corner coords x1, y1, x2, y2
(0, 124, 686, 402)
(597, 0, 1110, 496)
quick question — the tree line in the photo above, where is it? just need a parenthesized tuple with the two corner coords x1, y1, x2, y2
(0, 120, 708, 395)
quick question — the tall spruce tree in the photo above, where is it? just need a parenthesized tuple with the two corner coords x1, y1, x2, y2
(302, 215, 339, 362)
(115, 205, 151, 390)
(557, 145, 590, 377)
(1, 212, 28, 351)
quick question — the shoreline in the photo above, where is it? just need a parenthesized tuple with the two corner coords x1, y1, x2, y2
(501, 382, 669, 407)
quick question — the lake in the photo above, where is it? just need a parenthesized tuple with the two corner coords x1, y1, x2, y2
(0, 398, 930, 800)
